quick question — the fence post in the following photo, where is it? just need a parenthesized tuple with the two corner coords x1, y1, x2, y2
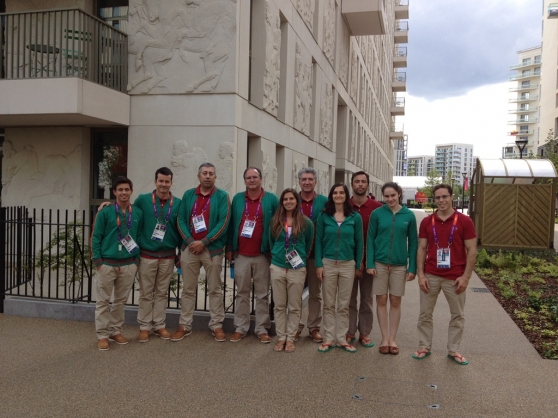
(0, 207, 6, 313)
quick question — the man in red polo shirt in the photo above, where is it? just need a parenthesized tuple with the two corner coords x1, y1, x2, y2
(171, 163, 231, 342)
(348, 171, 382, 347)
(414, 183, 477, 365)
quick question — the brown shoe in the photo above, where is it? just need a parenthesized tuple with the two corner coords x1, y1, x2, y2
(170, 326, 192, 342)
(294, 331, 301, 342)
(154, 328, 171, 340)
(109, 334, 128, 345)
(212, 328, 226, 342)
(97, 338, 109, 351)
(138, 330, 150, 343)
(310, 329, 324, 343)
(379, 345, 390, 354)
(258, 333, 271, 344)
(229, 331, 245, 342)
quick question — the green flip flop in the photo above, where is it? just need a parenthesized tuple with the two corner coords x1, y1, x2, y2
(359, 337, 375, 348)
(412, 350, 431, 360)
(338, 344, 358, 354)
(318, 343, 335, 353)
(447, 353, 469, 365)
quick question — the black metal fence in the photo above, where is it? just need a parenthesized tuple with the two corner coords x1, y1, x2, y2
(0, 206, 248, 315)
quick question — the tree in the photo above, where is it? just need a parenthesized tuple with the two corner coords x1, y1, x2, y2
(420, 169, 442, 198)
(541, 129, 558, 171)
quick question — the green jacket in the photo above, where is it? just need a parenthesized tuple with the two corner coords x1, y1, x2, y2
(178, 187, 231, 257)
(92, 203, 143, 267)
(314, 211, 363, 268)
(133, 192, 182, 258)
(269, 216, 314, 269)
(366, 204, 418, 273)
(227, 190, 279, 253)
(302, 193, 328, 223)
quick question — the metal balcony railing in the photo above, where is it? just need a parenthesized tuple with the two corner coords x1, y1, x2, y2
(0, 8, 128, 93)
(391, 122, 404, 132)
(393, 97, 405, 107)
(509, 71, 541, 81)
(394, 46, 407, 57)
(509, 83, 539, 91)
(393, 72, 406, 82)
(396, 0, 409, 5)
(509, 95, 538, 102)
(395, 20, 408, 31)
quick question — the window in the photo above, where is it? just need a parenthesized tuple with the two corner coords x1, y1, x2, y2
(522, 58, 531, 65)
(98, 0, 129, 34)
(521, 80, 530, 88)
(91, 129, 128, 204)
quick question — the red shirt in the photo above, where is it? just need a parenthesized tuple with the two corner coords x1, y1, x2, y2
(238, 191, 264, 256)
(419, 210, 476, 280)
(300, 195, 314, 219)
(190, 185, 213, 241)
(351, 196, 382, 239)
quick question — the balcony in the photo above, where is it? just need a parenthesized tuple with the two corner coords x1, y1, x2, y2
(508, 118, 538, 125)
(392, 71, 406, 92)
(509, 83, 539, 92)
(509, 59, 541, 70)
(390, 122, 404, 140)
(549, 3, 558, 18)
(394, 20, 408, 43)
(391, 97, 405, 116)
(395, 0, 409, 19)
(509, 95, 538, 103)
(508, 129, 534, 136)
(393, 46, 407, 68)
(509, 71, 541, 81)
(508, 107, 533, 114)
(342, 0, 387, 36)
(0, 8, 129, 127)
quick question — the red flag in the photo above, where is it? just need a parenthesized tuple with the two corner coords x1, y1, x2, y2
(464, 177, 469, 191)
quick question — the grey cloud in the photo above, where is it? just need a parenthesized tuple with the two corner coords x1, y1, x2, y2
(408, 0, 542, 100)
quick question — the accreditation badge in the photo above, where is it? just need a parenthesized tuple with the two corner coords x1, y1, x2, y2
(436, 248, 451, 269)
(151, 223, 167, 242)
(286, 250, 304, 270)
(192, 215, 207, 233)
(121, 235, 139, 254)
(240, 220, 256, 238)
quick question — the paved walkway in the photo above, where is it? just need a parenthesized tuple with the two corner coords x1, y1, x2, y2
(1, 211, 558, 417)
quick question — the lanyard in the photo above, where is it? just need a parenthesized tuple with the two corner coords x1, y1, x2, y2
(300, 192, 315, 219)
(192, 193, 212, 217)
(115, 202, 132, 242)
(152, 191, 173, 223)
(431, 212, 459, 248)
(244, 192, 263, 220)
(284, 220, 296, 251)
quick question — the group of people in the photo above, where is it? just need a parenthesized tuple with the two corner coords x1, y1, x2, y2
(92, 163, 476, 365)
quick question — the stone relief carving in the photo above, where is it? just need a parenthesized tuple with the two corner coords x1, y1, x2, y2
(98, 145, 121, 199)
(216, 141, 234, 192)
(350, 118, 356, 164)
(292, 160, 306, 190)
(349, 47, 358, 105)
(319, 83, 333, 150)
(294, 41, 313, 136)
(318, 168, 330, 196)
(2, 140, 81, 213)
(322, 0, 335, 66)
(128, 0, 236, 94)
(170, 139, 208, 192)
(262, 152, 277, 194)
(263, 0, 281, 116)
(295, 0, 315, 32)
(358, 127, 364, 168)
(338, 22, 350, 88)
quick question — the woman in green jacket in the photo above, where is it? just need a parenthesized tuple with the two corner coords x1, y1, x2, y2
(269, 188, 314, 353)
(366, 182, 418, 355)
(315, 183, 363, 353)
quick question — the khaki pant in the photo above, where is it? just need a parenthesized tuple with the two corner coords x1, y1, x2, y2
(322, 259, 355, 344)
(137, 257, 175, 331)
(297, 258, 322, 333)
(270, 265, 306, 341)
(417, 273, 466, 353)
(95, 264, 138, 339)
(179, 248, 224, 331)
(234, 254, 271, 335)
(348, 270, 373, 336)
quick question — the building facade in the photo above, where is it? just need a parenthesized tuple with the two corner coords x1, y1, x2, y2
(540, 1, 558, 147)
(434, 143, 474, 186)
(0, 0, 408, 212)
(393, 135, 407, 176)
(407, 154, 433, 176)
(506, 45, 541, 158)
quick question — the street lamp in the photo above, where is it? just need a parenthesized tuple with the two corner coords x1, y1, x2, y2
(461, 172, 467, 213)
(515, 138, 528, 159)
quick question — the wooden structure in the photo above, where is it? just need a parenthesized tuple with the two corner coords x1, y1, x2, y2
(469, 158, 558, 249)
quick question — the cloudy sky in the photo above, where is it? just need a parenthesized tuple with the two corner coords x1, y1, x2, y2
(405, 0, 543, 158)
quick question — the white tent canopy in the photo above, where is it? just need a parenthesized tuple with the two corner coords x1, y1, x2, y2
(479, 158, 557, 179)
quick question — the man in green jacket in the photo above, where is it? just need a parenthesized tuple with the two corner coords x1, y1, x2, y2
(226, 167, 279, 343)
(171, 163, 231, 342)
(134, 167, 182, 343)
(295, 167, 327, 343)
(92, 176, 142, 351)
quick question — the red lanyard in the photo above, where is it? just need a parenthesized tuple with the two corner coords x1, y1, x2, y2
(431, 212, 459, 248)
